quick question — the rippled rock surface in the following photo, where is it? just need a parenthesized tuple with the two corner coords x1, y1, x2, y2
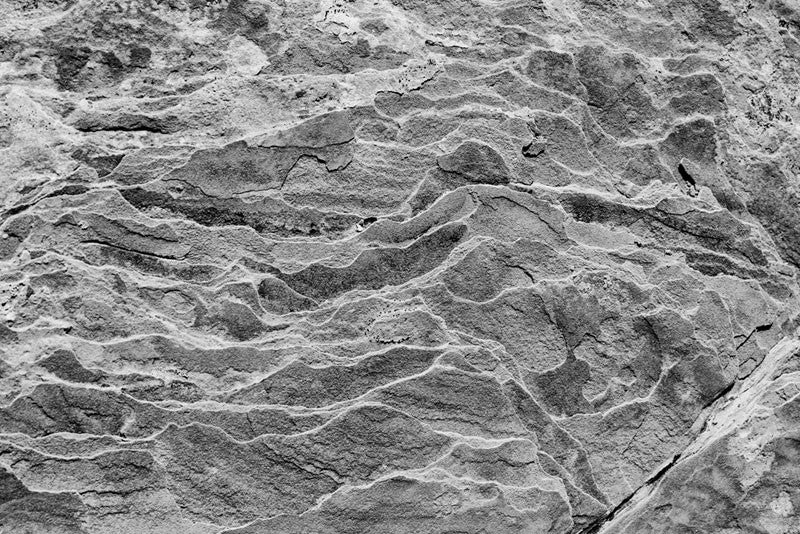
(1, 0, 799, 532)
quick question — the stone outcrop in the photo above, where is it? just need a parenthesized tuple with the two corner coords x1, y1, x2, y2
(1, 0, 799, 532)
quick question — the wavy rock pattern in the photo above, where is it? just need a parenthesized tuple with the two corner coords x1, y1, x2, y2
(1, 0, 799, 532)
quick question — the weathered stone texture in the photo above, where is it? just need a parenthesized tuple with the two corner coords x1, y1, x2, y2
(0, 0, 799, 532)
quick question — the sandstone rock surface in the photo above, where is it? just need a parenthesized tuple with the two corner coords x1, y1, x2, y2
(1, 0, 799, 532)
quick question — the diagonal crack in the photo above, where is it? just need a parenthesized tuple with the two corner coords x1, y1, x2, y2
(575, 376, 739, 534)
(735, 322, 773, 351)
(576, 451, 682, 534)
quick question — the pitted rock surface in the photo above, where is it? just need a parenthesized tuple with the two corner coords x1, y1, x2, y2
(1, 1, 799, 533)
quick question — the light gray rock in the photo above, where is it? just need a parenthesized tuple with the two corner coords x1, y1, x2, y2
(0, 0, 799, 532)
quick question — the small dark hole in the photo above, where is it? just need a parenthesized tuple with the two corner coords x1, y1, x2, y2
(677, 163, 696, 187)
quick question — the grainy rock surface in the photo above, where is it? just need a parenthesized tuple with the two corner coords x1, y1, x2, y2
(1, 0, 799, 532)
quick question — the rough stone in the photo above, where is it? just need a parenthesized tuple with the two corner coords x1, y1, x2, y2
(1, 0, 799, 532)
